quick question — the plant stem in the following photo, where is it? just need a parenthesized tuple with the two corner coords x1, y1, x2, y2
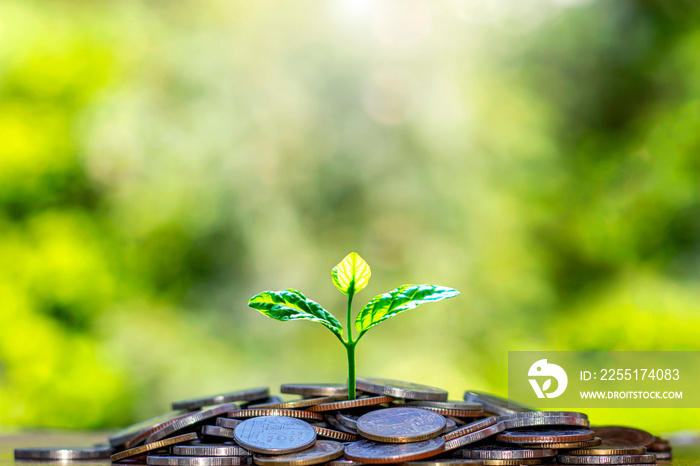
(345, 340, 357, 400)
(345, 288, 356, 399)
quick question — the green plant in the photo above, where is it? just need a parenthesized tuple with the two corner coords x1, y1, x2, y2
(248, 252, 459, 399)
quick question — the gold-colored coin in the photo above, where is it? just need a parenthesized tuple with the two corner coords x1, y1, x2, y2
(481, 460, 542, 465)
(249, 396, 342, 409)
(313, 425, 358, 442)
(568, 445, 647, 456)
(523, 437, 602, 449)
(110, 433, 198, 462)
(307, 396, 394, 412)
(227, 409, 324, 421)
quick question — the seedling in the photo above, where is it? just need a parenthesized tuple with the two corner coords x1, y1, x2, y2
(248, 252, 459, 399)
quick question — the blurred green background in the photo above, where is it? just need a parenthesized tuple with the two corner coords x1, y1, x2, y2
(1, 0, 699, 434)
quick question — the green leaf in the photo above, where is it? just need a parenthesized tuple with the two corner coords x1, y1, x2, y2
(355, 284, 459, 334)
(332, 252, 371, 296)
(248, 289, 343, 336)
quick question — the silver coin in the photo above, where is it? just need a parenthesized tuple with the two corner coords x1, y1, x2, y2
(253, 440, 345, 466)
(173, 444, 250, 456)
(404, 401, 483, 411)
(147, 403, 241, 443)
(402, 461, 484, 466)
(281, 383, 350, 397)
(326, 415, 359, 434)
(356, 378, 448, 402)
(443, 418, 499, 442)
(204, 425, 236, 439)
(498, 429, 595, 444)
(460, 445, 557, 460)
(15, 445, 113, 460)
(444, 418, 458, 433)
(444, 422, 506, 451)
(148, 456, 253, 466)
(217, 418, 244, 430)
(357, 408, 446, 443)
(234, 416, 317, 455)
(242, 397, 285, 408)
(501, 415, 590, 430)
(336, 412, 359, 430)
(462, 392, 532, 415)
(654, 451, 671, 460)
(557, 454, 657, 464)
(109, 410, 188, 447)
(500, 411, 587, 420)
(345, 438, 445, 464)
(326, 460, 366, 466)
(173, 388, 270, 410)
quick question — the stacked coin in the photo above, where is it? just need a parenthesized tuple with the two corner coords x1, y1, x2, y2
(14, 379, 672, 465)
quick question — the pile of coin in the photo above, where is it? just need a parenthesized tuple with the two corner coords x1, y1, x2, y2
(14, 378, 672, 466)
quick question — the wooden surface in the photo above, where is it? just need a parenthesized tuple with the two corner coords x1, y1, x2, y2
(1, 431, 699, 465)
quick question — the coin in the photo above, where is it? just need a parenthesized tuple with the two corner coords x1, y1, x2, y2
(402, 460, 484, 466)
(411, 406, 482, 418)
(591, 427, 655, 449)
(501, 416, 590, 429)
(462, 392, 532, 415)
(479, 460, 542, 465)
(227, 409, 324, 421)
(336, 412, 360, 430)
(443, 418, 499, 442)
(444, 418, 458, 433)
(147, 456, 253, 466)
(313, 425, 358, 442)
(308, 396, 395, 412)
(655, 451, 671, 461)
(253, 440, 345, 466)
(206, 425, 237, 438)
(497, 429, 596, 444)
(249, 397, 342, 409)
(242, 397, 285, 408)
(356, 407, 446, 443)
(172, 388, 270, 410)
(356, 378, 448, 401)
(404, 401, 483, 411)
(281, 383, 350, 397)
(500, 411, 588, 420)
(557, 454, 657, 464)
(111, 432, 199, 462)
(568, 446, 648, 456)
(14, 445, 113, 460)
(326, 414, 359, 434)
(146, 404, 241, 443)
(344, 437, 446, 464)
(648, 438, 670, 453)
(173, 444, 250, 456)
(443, 422, 506, 451)
(326, 459, 366, 466)
(459, 445, 557, 460)
(124, 412, 198, 449)
(109, 410, 189, 447)
(234, 416, 317, 455)
(521, 437, 602, 449)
